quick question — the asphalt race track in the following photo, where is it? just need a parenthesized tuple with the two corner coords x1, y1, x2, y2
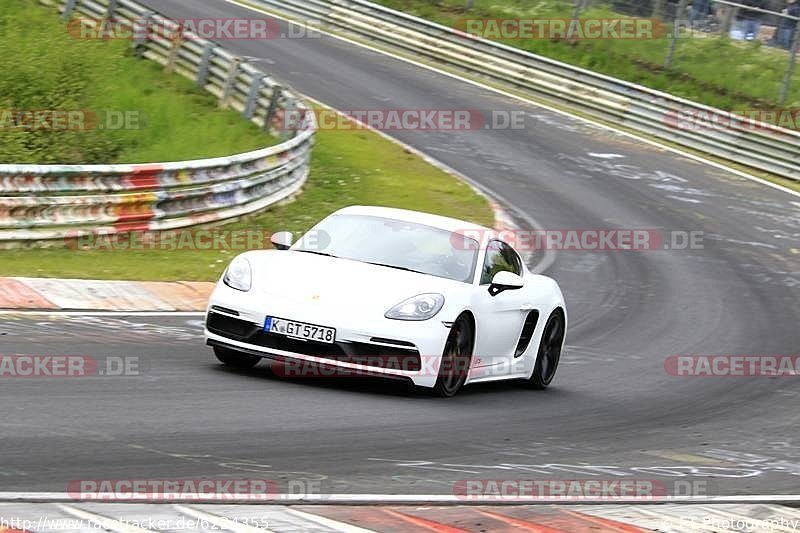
(1, 0, 798, 497)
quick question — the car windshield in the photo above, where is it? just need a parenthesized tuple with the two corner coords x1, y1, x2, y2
(292, 214, 479, 283)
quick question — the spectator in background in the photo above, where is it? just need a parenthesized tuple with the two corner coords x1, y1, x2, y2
(777, 0, 799, 48)
(690, 0, 711, 26)
(740, 0, 765, 39)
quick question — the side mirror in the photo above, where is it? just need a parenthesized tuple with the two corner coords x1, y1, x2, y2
(488, 271, 524, 296)
(270, 231, 293, 250)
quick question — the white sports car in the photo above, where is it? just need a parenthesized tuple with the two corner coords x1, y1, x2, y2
(205, 206, 566, 397)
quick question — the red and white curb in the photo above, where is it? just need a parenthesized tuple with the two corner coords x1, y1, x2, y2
(1, 501, 799, 532)
(0, 278, 213, 312)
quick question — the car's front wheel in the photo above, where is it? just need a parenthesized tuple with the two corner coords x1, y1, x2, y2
(214, 346, 261, 369)
(432, 314, 474, 397)
(525, 309, 565, 389)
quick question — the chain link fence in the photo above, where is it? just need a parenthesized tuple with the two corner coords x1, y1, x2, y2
(400, 0, 800, 108)
(571, 0, 800, 104)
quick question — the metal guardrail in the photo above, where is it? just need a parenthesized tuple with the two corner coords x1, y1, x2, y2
(254, 0, 799, 181)
(0, 0, 316, 244)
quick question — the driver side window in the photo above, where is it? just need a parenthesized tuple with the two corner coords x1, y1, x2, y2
(480, 240, 522, 284)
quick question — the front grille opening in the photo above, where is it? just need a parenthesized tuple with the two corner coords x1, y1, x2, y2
(210, 305, 240, 316)
(206, 312, 258, 340)
(369, 337, 416, 348)
(206, 314, 422, 372)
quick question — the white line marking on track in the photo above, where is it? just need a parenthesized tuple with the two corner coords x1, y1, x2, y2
(473, 509, 543, 530)
(587, 153, 626, 159)
(174, 504, 275, 533)
(767, 505, 800, 519)
(561, 509, 640, 533)
(284, 508, 376, 532)
(3, 493, 799, 504)
(223, 0, 800, 200)
(56, 504, 157, 533)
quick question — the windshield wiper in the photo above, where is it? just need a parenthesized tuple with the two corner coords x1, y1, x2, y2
(295, 250, 338, 258)
(296, 253, 425, 274)
(364, 261, 426, 275)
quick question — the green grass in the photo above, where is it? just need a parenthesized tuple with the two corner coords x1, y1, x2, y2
(0, 107, 494, 280)
(372, 0, 800, 110)
(0, 0, 273, 164)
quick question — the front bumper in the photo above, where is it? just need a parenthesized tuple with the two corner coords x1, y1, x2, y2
(204, 287, 450, 388)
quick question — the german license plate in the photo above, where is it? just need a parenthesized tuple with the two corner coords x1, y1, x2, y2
(264, 316, 336, 344)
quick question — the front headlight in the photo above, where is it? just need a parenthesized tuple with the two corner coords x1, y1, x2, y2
(385, 293, 445, 321)
(223, 256, 252, 292)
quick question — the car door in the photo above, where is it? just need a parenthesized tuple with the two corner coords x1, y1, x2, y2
(470, 239, 530, 372)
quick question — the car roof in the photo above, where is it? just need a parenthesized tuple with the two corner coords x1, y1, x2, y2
(332, 205, 493, 234)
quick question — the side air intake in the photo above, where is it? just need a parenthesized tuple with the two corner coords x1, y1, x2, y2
(514, 310, 540, 357)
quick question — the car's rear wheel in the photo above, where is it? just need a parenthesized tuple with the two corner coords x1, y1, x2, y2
(214, 346, 261, 369)
(432, 315, 474, 397)
(526, 309, 565, 389)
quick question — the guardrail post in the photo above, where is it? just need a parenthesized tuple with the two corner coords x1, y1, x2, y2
(720, 4, 738, 36)
(196, 43, 215, 88)
(220, 58, 241, 109)
(107, 0, 117, 20)
(779, 19, 800, 106)
(165, 21, 184, 73)
(665, 0, 689, 68)
(566, 0, 582, 41)
(61, 0, 78, 20)
(132, 11, 153, 58)
(244, 76, 265, 120)
(651, 0, 665, 20)
(264, 85, 283, 134)
(282, 98, 298, 140)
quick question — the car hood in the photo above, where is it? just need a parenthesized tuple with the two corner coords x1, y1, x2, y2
(244, 250, 467, 318)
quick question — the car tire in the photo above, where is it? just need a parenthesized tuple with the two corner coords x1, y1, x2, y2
(432, 314, 474, 398)
(525, 309, 565, 390)
(214, 346, 261, 369)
